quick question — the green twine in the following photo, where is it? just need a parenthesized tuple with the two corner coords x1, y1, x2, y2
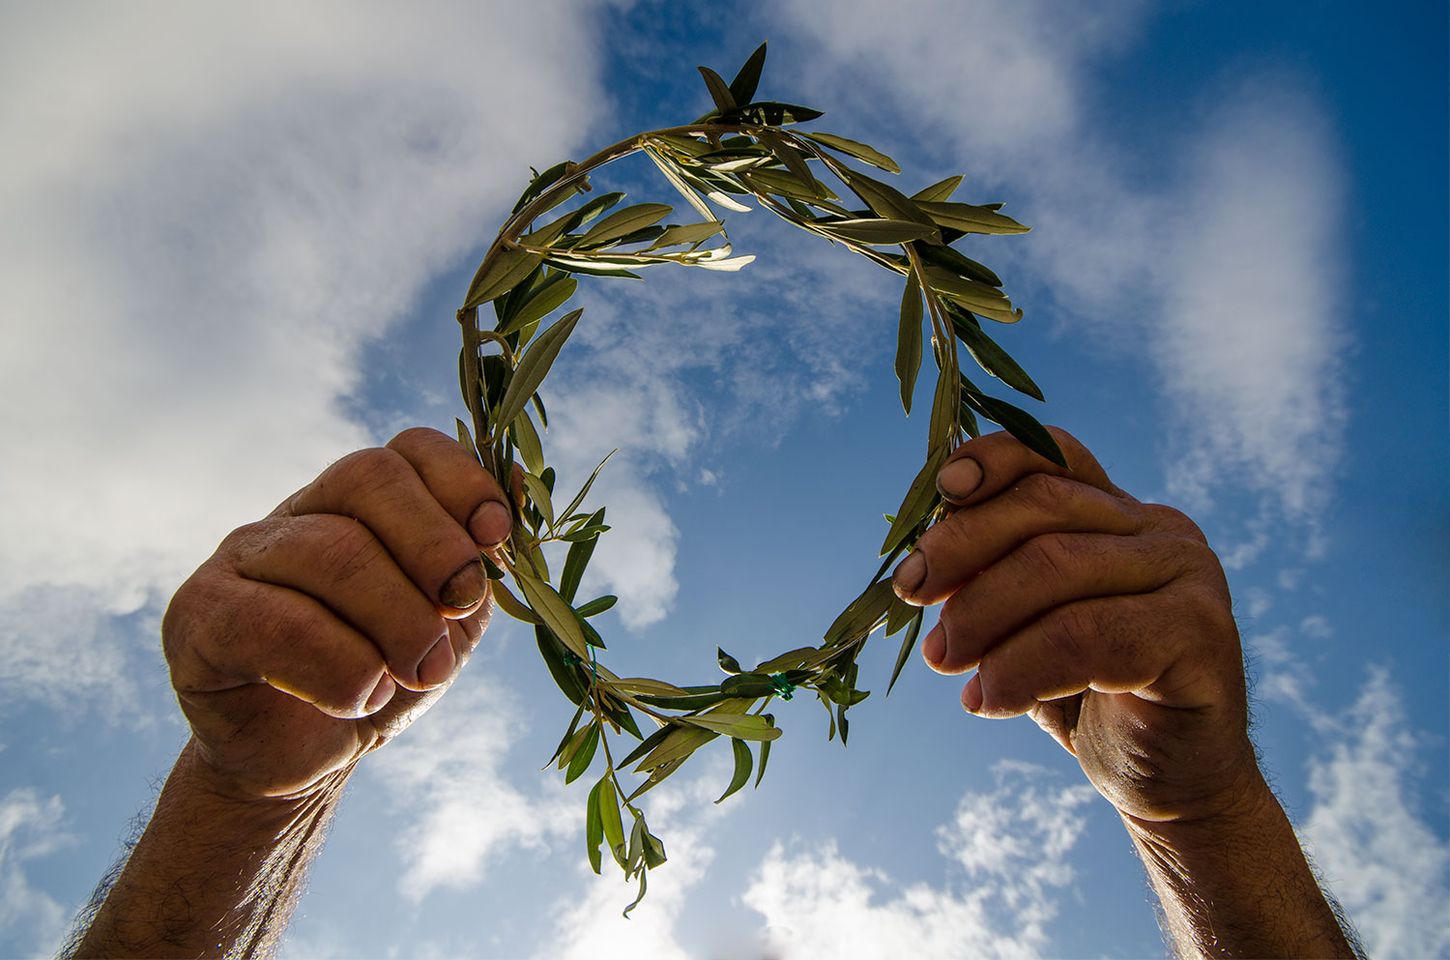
(768, 672, 796, 700)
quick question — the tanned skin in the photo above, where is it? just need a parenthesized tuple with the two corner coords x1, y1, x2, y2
(67, 426, 1357, 958)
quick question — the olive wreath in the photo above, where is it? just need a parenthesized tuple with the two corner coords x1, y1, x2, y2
(453, 43, 1062, 913)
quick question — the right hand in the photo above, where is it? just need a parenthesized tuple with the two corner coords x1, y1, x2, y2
(162, 427, 513, 801)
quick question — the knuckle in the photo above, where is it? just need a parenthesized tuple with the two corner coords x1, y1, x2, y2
(1012, 471, 1073, 514)
(387, 426, 449, 455)
(312, 517, 387, 584)
(325, 446, 412, 505)
(1143, 503, 1208, 543)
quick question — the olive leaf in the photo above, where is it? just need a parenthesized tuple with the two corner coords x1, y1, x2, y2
(896, 273, 923, 414)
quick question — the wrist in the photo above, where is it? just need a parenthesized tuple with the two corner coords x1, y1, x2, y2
(1119, 758, 1275, 854)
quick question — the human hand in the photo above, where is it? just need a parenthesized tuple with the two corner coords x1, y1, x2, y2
(162, 427, 513, 802)
(892, 428, 1258, 825)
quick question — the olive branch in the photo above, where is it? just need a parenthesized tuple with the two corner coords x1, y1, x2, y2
(453, 42, 1062, 914)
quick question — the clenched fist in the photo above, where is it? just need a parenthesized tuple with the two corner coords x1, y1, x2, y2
(162, 427, 512, 801)
(893, 427, 1255, 826)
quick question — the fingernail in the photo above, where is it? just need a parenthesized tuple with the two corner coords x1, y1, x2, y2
(963, 674, 984, 713)
(937, 458, 983, 501)
(922, 623, 946, 666)
(469, 500, 513, 548)
(416, 635, 456, 688)
(892, 551, 926, 598)
(440, 559, 487, 610)
(365, 673, 395, 714)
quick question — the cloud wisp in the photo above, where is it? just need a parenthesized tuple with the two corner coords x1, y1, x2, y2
(776, 0, 1349, 555)
(0, 788, 73, 956)
(743, 761, 1096, 959)
(1299, 668, 1450, 960)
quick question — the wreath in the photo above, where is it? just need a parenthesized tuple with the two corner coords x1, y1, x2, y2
(454, 42, 1061, 913)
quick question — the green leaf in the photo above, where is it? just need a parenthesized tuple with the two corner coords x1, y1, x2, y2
(616, 723, 674, 767)
(962, 385, 1067, 467)
(923, 266, 1022, 323)
(884, 595, 917, 636)
(585, 777, 605, 874)
(647, 221, 725, 250)
(556, 719, 592, 770)
(642, 827, 667, 869)
(494, 308, 582, 433)
(739, 166, 834, 202)
(755, 734, 773, 788)
(558, 450, 616, 525)
(564, 722, 599, 784)
(697, 65, 737, 111)
(817, 218, 939, 244)
(574, 594, 617, 619)
(717, 648, 742, 675)
(499, 273, 577, 337)
(536, 626, 587, 704)
(622, 863, 649, 918)
(911, 175, 964, 203)
(521, 471, 555, 528)
(512, 160, 574, 215)
(720, 673, 779, 698)
(515, 569, 590, 659)
(806, 132, 901, 174)
(916, 200, 1030, 235)
(644, 148, 716, 221)
(578, 203, 674, 249)
(827, 582, 883, 657)
(633, 726, 717, 773)
(543, 258, 644, 280)
(918, 243, 1003, 288)
(839, 169, 940, 239)
(558, 523, 599, 603)
(611, 677, 693, 698)
(886, 607, 925, 696)
(728, 42, 768, 105)
(599, 776, 626, 869)
(896, 273, 923, 414)
(880, 444, 948, 558)
(574, 190, 625, 226)
(489, 577, 542, 625)
(464, 248, 544, 309)
(511, 410, 544, 475)
(755, 645, 828, 673)
(716, 738, 754, 804)
(951, 309, 1044, 401)
(546, 701, 588, 768)
(724, 101, 824, 125)
(679, 714, 783, 741)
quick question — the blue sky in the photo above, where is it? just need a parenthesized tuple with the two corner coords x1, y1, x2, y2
(0, 2, 1445, 957)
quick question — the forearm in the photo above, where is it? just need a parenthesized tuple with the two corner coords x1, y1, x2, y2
(1123, 768, 1359, 959)
(69, 738, 352, 959)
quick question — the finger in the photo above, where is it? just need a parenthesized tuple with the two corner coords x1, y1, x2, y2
(385, 427, 513, 548)
(894, 472, 1146, 605)
(925, 532, 1189, 674)
(167, 575, 392, 720)
(934, 426, 1131, 507)
(227, 515, 458, 691)
(964, 588, 1234, 718)
(278, 443, 493, 615)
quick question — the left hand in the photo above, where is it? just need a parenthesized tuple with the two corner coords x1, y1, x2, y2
(891, 427, 1258, 825)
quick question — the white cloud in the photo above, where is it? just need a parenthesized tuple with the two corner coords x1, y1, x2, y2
(0, 788, 73, 956)
(1155, 82, 1347, 527)
(743, 761, 1095, 959)
(0, 2, 606, 706)
(365, 679, 576, 901)
(777, 2, 1348, 551)
(1299, 668, 1450, 960)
